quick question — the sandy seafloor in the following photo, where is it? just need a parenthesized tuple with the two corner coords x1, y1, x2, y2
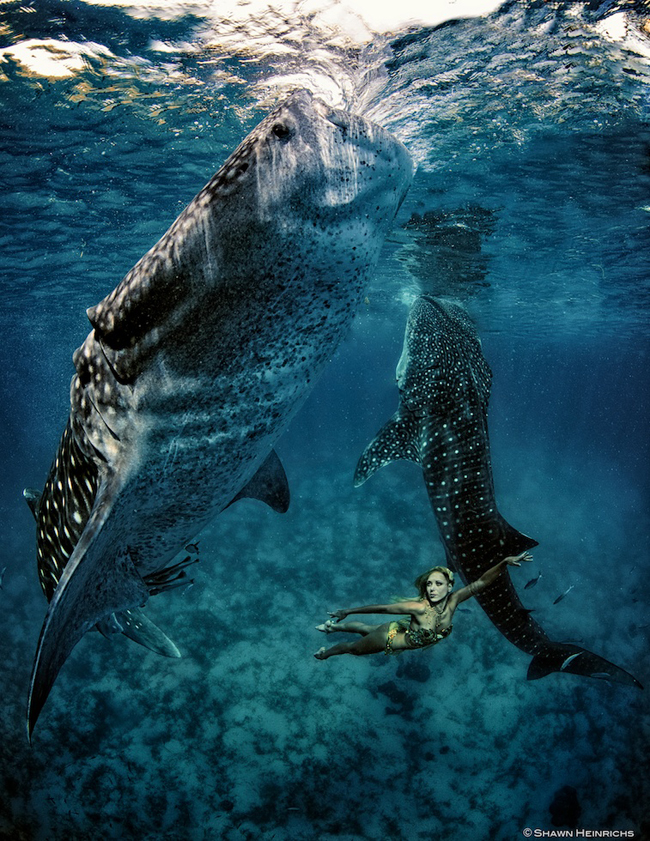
(1, 317, 648, 841)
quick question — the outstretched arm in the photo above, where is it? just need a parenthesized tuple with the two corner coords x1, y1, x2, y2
(329, 600, 423, 622)
(453, 551, 533, 605)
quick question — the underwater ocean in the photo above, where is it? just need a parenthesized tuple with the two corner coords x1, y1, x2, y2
(1, 0, 649, 839)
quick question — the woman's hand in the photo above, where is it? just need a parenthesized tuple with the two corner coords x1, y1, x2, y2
(328, 609, 348, 622)
(504, 551, 533, 567)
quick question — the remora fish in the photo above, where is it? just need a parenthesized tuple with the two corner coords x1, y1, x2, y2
(354, 296, 641, 689)
(26, 90, 413, 736)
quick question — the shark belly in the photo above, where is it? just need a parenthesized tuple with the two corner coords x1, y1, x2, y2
(94, 280, 365, 573)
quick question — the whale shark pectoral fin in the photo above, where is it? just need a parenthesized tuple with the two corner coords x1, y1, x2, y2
(354, 411, 421, 487)
(527, 643, 643, 689)
(96, 612, 126, 637)
(27, 490, 149, 739)
(227, 449, 290, 513)
(95, 608, 181, 658)
(115, 608, 181, 658)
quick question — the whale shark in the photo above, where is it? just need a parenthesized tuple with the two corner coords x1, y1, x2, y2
(355, 296, 642, 689)
(25, 90, 413, 736)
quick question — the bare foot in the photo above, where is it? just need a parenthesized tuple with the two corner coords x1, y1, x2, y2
(314, 647, 327, 660)
(315, 620, 335, 634)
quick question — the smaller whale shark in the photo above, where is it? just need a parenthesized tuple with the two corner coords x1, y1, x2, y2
(355, 296, 642, 689)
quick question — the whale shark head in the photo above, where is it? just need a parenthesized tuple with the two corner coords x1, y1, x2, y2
(246, 90, 413, 221)
(85, 89, 413, 386)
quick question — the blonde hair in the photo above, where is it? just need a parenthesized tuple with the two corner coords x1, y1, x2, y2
(414, 566, 455, 599)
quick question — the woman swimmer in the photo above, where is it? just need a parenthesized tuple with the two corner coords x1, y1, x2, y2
(313, 551, 532, 660)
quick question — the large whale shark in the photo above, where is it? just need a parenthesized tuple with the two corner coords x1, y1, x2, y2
(25, 90, 413, 736)
(355, 296, 641, 689)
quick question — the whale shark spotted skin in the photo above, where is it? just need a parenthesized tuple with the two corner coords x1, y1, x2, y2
(26, 90, 413, 736)
(355, 296, 641, 689)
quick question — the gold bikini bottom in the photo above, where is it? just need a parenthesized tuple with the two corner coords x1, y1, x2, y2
(384, 620, 453, 656)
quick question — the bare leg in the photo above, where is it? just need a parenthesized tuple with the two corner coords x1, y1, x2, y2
(316, 620, 377, 636)
(314, 625, 390, 660)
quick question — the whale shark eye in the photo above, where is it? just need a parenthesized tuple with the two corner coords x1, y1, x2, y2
(271, 123, 292, 142)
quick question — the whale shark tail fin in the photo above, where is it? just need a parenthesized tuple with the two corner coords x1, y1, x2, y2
(27, 483, 149, 740)
(528, 642, 643, 689)
(354, 410, 421, 487)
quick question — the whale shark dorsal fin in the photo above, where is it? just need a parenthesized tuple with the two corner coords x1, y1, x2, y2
(27, 481, 149, 739)
(115, 608, 181, 658)
(23, 487, 42, 520)
(227, 449, 290, 513)
(354, 410, 421, 487)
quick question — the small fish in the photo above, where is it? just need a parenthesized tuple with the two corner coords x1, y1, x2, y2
(185, 542, 200, 555)
(560, 652, 583, 671)
(591, 672, 613, 682)
(524, 570, 542, 590)
(0, 566, 6, 589)
(553, 585, 574, 605)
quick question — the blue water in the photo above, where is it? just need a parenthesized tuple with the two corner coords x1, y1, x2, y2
(1, 1, 649, 839)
